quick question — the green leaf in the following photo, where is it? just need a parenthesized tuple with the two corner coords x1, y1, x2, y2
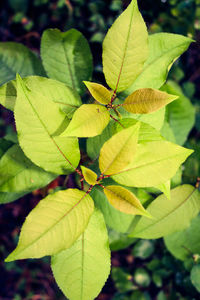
(91, 185, 135, 233)
(87, 118, 164, 160)
(0, 191, 28, 205)
(104, 185, 150, 217)
(81, 166, 97, 185)
(122, 88, 177, 114)
(14, 75, 80, 174)
(0, 42, 45, 86)
(109, 228, 136, 251)
(5, 188, 94, 261)
(130, 185, 200, 239)
(164, 215, 200, 261)
(0, 144, 56, 193)
(156, 181, 171, 200)
(60, 104, 110, 137)
(41, 29, 93, 94)
(99, 122, 140, 175)
(84, 81, 112, 105)
(0, 80, 17, 111)
(0, 76, 82, 118)
(112, 141, 193, 187)
(191, 265, 200, 292)
(102, 0, 148, 92)
(51, 209, 110, 300)
(163, 81, 195, 145)
(124, 33, 193, 95)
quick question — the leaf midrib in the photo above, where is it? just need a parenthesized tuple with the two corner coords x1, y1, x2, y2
(12, 191, 91, 258)
(20, 81, 74, 169)
(133, 187, 197, 236)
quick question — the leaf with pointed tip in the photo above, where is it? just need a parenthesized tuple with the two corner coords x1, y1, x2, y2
(156, 181, 171, 200)
(112, 141, 193, 187)
(41, 29, 93, 94)
(129, 185, 200, 239)
(0, 144, 56, 193)
(81, 166, 97, 186)
(5, 189, 94, 261)
(60, 104, 110, 137)
(51, 209, 110, 300)
(103, 0, 148, 92)
(0, 76, 82, 118)
(14, 75, 80, 174)
(0, 42, 45, 86)
(124, 33, 193, 95)
(87, 118, 163, 160)
(91, 185, 135, 233)
(104, 185, 151, 217)
(122, 88, 177, 114)
(84, 81, 112, 105)
(99, 122, 140, 175)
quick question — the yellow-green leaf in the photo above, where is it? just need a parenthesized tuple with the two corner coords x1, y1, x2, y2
(112, 141, 193, 187)
(130, 185, 200, 239)
(84, 81, 112, 105)
(156, 181, 171, 200)
(122, 88, 177, 114)
(99, 122, 140, 175)
(102, 0, 148, 92)
(14, 75, 80, 175)
(104, 185, 151, 217)
(0, 80, 16, 111)
(60, 104, 110, 137)
(5, 189, 94, 261)
(81, 166, 98, 185)
(51, 209, 111, 300)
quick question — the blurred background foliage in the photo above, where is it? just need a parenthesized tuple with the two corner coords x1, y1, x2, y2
(0, 0, 200, 299)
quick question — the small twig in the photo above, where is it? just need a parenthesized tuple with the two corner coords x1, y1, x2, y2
(110, 114, 125, 128)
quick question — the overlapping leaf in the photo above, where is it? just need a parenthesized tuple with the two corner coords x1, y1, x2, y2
(124, 33, 193, 95)
(5, 189, 94, 261)
(0, 42, 45, 85)
(51, 209, 110, 300)
(60, 104, 110, 137)
(112, 141, 193, 187)
(102, 0, 148, 92)
(99, 122, 140, 175)
(104, 185, 150, 217)
(130, 185, 200, 239)
(0, 144, 56, 193)
(41, 29, 93, 94)
(122, 88, 177, 114)
(14, 75, 80, 174)
(81, 166, 97, 186)
(84, 81, 112, 105)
